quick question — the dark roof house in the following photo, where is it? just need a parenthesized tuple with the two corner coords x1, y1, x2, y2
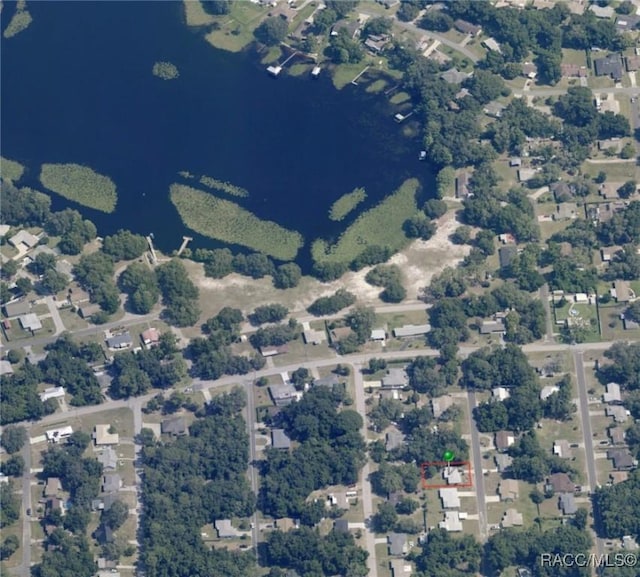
(594, 54, 624, 82)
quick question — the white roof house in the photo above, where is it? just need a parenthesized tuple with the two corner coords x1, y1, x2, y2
(40, 386, 65, 402)
(604, 383, 622, 404)
(19, 313, 42, 332)
(9, 230, 39, 250)
(540, 385, 559, 400)
(0, 360, 14, 376)
(93, 424, 119, 446)
(370, 329, 386, 341)
(439, 488, 460, 509)
(393, 324, 431, 338)
(492, 387, 510, 401)
(46, 426, 73, 443)
(439, 511, 463, 532)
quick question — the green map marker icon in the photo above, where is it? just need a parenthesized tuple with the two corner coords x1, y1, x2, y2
(443, 450, 455, 463)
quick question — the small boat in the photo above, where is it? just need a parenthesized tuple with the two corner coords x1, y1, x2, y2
(419, 151, 427, 161)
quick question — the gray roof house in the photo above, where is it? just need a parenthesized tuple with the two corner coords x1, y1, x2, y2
(498, 245, 518, 269)
(559, 493, 577, 515)
(388, 533, 408, 556)
(3, 300, 31, 317)
(393, 324, 431, 338)
(385, 430, 405, 451)
(102, 473, 122, 493)
(607, 449, 635, 470)
(382, 368, 408, 389)
(271, 428, 292, 450)
(594, 54, 624, 82)
(269, 383, 298, 406)
(161, 416, 188, 436)
(106, 333, 132, 349)
(603, 382, 622, 404)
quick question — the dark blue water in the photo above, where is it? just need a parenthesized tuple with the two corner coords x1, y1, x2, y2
(1, 1, 433, 267)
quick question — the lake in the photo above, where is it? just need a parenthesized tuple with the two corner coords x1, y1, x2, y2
(1, 1, 434, 269)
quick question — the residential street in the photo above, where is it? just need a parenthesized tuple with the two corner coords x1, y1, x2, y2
(466, 392, 488, 541)
(244, 380, 261, 560)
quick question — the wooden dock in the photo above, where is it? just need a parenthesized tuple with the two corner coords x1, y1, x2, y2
(177, 236, 193, 256)
(145, 235, 158, 265)
(351, 66, 370, 86)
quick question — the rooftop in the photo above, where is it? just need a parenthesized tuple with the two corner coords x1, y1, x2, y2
(93, 424, 119, 446)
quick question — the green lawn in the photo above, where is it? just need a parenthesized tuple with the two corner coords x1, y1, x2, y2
(581, 161, 640, 181)
(203, 1, 267, 53)
(1, 156, 25, 182)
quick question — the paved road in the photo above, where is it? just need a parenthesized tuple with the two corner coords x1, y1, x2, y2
(131, 398, 143, 547)
(514, 86, 640, 98)
(18, 440, 32, 577)
(539, 284, 555, 342)
(466, 392, 488, 541)
(572, 350, 605, 564)
(585, 158, 637, 164)
(244, 380, 261, 561)
(359, 7, 479, 63)
(352, 362, 379, 577)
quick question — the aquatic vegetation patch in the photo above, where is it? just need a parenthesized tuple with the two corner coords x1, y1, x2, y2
(1, 157, 25, 183)
(3, 1, 32, 39)
(329, 187, 367, 222)
(152, 61, 180, 80)
(312, 179, 419, 265)
(39, 163, 118, 213)
(170, 184, 303, 261)
(199, 176, 249, 198)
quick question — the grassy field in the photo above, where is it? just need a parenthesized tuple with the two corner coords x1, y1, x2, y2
(39, 163, 117, 213)
(581, 161, 640, 181)
(152, 61, 179, 80)
(170, 184, 303, 260)
(1, 156, 25, 182)
(332, 61, 374, 90)
(311, 179, 419, 265)
(329, 187, 367, 221)
(202, 1, 266, 53)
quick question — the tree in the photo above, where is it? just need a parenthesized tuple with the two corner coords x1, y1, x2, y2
(102, 230, 148, 261)
(1, 425, 27, 454)
(39, 269, 69, 295)
(403, 216, 436, 240)
(201, 0, 232, 15)
(102, 500, 129, 530)
(423, 199, 447, 219)
(397, 2, 420, 22)
(617, 180, 637, 199)
(0, 534, 19, 560)
(324, 0, 359, 18)
(307, 289, 356, 316)
(0, 482, 20, 528)
(0, 455, 24, 477)
(15, 277, 32, 296)
(0, 259, 18, 280)
(273, 262, 301, 289)
(373, 501, 398, 532)
(419, 10, 453, 32)
(363, 17, 392, 37)
(254, 16, 288, 46)
(249, 304, 288, 326)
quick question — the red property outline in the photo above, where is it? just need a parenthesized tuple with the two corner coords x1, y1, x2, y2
(421, 461, 473, 489)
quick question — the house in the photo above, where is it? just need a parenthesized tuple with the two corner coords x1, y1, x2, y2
(625, 55, 640, 72)
(77, 303, 101, 319)
(484, 101, 505, 118)
(385, 430, 405, 451)
(370, 329, 386, 341)
(594, 54, 624, 82)
(3, 301, 30, 320)
(47, 497, 63, 515)
(613, 280, 633, 303)
(260, 344, 289, 357)
(96, 447, 118, 471)
(455, 172, 470, 198)
(441, 68, 471, 84)
(161, 416, 188, 436)
(382, 368, 408, 389)
(141, 327, 160, 346)
(589, 4, 614, 18)
(364, 34, 391, 54)
(609, 427, 626, 445)
(330, 326, 353, 342)
(603, 382, 622, 404)
(269, 383, 298, 407)
(559, 493, 577, 515)
(615, 14, 640, 32)
(561, 63, 588, 78)
(606, 405, 629, 423)
(313, 374, 339, 388)
(274, 518, 297, 532)
(540, 385, 559, 400)
(454, 19, 481, 36)
(492, 387, 510, 401)
(106, 333, 132, 349)
(40, 386, 65, 402)
(331, 19, 360, 39)
(495, 431, 515, 452)
(522, 62, 537, 79)
(388, 533, 408, 556)
(393, 324, 431, 338)
(609, 471, 629, 484)
(440, 487, 460, 509)
(501, 508, 524, 527)
(0, 360, 14, 376)
(509, 157, 522, 167)
(19, 313, 42, 332)
(480, 319, 505, 334)
(93, 424, 119, 446)
(601, 246, 624, 262)
(215, 519, 244, 538)
(9, 230, 39, 251)
(553, 440, 572, 459)
(495, 453, 513, 473)
(432, 395, 455, 419)
(607, 448, 635, 470)
(271, 428, 291, 449)
(551, 182, 573, 202)
(46, 426, 73, 443)
(334, 519, 349, 533)
(517, 168, 537, 182)
(498, 245, 518, 269)
(623, 316, 640, 330)
(389, 559, 413, 577)
(44, 477, 62, 498)
(546, 472, 575, 494)
(482, 37, 502, 53)
(554, 203, 578, 221)
(439, 510, 463, 531)
(499, 479, 519, 501)
(598, 138, 623, 153)
(444, 467, 462, 485)
(622, 536, 640, 550)
(102, 473, 122, 493)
